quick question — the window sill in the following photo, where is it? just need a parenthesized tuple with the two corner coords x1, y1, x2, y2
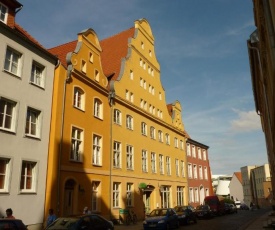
(24, 134, 41, 140)
(0, 128, 16, 135)
(3, 69, 21, 79)
(30, 81, 45, 90)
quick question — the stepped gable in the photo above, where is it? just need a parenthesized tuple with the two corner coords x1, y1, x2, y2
(48, 40, 77, 67)
(100, 27, 135, 81)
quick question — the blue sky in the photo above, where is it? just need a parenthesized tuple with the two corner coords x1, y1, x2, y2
(17, 0, 267, 175)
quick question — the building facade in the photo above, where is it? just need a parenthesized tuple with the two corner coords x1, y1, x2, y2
(229, 172, 243, 203)
(241, 166, 256, 206)
(46, 19, 189, 222)
(247, 0, 275, 204)
(186, 138, 213, 207)
(0, 0, 57, 228)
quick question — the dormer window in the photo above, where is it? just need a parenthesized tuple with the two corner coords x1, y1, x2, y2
(0, 3, 7, 23)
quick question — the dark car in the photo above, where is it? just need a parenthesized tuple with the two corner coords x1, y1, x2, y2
(143, 208, 179, 230)
(46, 214, 114, 230)
(0, 219, 28, 230)
(174, 206, 197, 225)
(194, 205, 213, 219)
(224, 203, 231, 214)
(240, 203, 249, 210)
(229, 204, 237, 213)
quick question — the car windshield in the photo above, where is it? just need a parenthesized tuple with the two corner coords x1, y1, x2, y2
(149, 209, 167, 217)
(47, 218, 78, 230)
(174, 206, 187, 212)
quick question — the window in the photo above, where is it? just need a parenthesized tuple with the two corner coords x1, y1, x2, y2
(126, 145, 133, 170)
(91, 181, 100, 211)
(0, 158, 10, 192)
(92, 135, 101, 166)
(114, 109, 121, 125)
(199, 165, 203, 179)
(193, 165, 197, 179)
(130, 93, 134, 102)
(71, 127, 83, 162)
(149, 50, 152, 57)
(140, 78, 143, 87)
(130, 70, 133, 80)
(174, 137, 178, 148)
(159, 155, 164, 175)
(204, 167, 208, 180)
(126, 115, 133, 130)
(113, 141, 121, 168)
(94, 98, 102, 119)
(0, 3, 7, 23)
(158, 130, 163, 142)
(95, 70, 99, 82)
(203, 150, 207, 160)
(175, 159, 179, 177)
(81, 60, 86, 73)
(177, 187, 184, 206)
(150, 126, 155, 139)
(141, 122, 147, 136)
(4, 47, 22, 76)
(25, 107, 41, 138)
(187, 143, 191, 156)
(166, 157, 171, 175)
(180, 160, 185, 177)
(194, 188, 199, 202)
(142, 150, 148, 172)
(198, 148, 202, 159)
(180, 140, 184, 150)
(30, 62, 45, 87)
(192, 145, 196, 158)
(89, 52, 94, 63)
(151, 152, 156, 173)
(160, 186, 170, 208)
(125, 90, 129, 100)
(165, 133, 170, 145)
(20, 161, 37, 192)
(188, 163, 192, 178)
(141, 41, 144, 49)
(159, 92, 162, 100)
(113, 182, 120, 208)
(0, 97, 17, 132)
(126, 183, 133, 207)
(189, 188, 194, 203)
(73, 87, 84, 110)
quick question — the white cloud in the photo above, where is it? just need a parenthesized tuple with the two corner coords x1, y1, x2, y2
(230, 109, 261, 132)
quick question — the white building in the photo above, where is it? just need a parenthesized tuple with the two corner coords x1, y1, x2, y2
(0, 0, 57, 228)
(213, 175, 232, 197)
(229, 172, 244, 203)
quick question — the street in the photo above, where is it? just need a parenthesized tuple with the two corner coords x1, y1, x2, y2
(115, 209, 271, 230)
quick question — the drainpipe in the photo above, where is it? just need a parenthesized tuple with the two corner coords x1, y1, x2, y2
(108, 88, 115, 220)
(56, 56, 73, 215)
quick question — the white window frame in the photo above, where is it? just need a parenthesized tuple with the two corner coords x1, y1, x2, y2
(113, 182, 120, 208)
(30, 61, 45, 88)
(175, 159, 179, 177)
(114, 109, 121, 125)
(0, 97, 17, 132)
(158, 130, 163, 142)
(142, 150, 148, 172)
(189, 187, 194, 203)
(94, 98, 102, 119)
(141, 122, 147, 136)
(193, 164, 198, 179)
(203, 150, 207, 160)
(113, 141, 121, 168)
(166, 157, 171, 176)
(126, 183, 133, 207)
(0, 3, 8, 23)
(0, 157, 11, 192)
(174, 137, 178, 148)
(177, 186, 184, 206)
(126, 145, 133, 170)
(92, 134, 102, 166)
(73, 87, 85, 110)
(192, 145, 196, 158)
(180, 160, 185, 177)
(150, 126, 155, 139)
(199, 165, 203, 179)
(188, 163, 192, 178)
(25, 107, 41, 138)
(126, 115, 133, 130)
(4, 47, 22, 76)
(151, 152, 156, 173)
(165, 133, 170, 145)
(159, 154, 164, 175)
(70, 127, 83, 162)
(20, 161, 37, 193)
(91, 181, 100, 212)
(204, 166, 208, 180)
(198, 147, 202, 159)
(187, 143, 191, 156)
(180, 140, 184, 150)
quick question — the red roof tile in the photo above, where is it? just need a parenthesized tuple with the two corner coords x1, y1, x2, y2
(234, 172, 242, 183)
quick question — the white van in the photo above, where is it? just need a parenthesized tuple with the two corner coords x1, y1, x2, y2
(235, 201, 241, 209)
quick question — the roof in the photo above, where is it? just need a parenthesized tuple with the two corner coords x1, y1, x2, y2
(234, 172, 242, 183)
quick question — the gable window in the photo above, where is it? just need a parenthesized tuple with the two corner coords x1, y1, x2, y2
(20, 161, 37, 192)
(0, 3, 7, 23)
(73, 87, 84, 110)
(141, 122, 147, 136)
(113, 182, 120, 208)
(114, 109, 121, 125)
(126, 115, 133, 130)
(81, 60, 86, 73)
(0, 97, 17, 132)
(130, 70, 133, 80)
(91, 181, 100, 211)
(113, 141, 121, 168)
(25, 107, 41, 138)
(95, 70, 99, 82)
(94, 98, 102, 119)
(126, 183, 133, 207)
(71, 127, 83, 162)
(30, 62, 45, 87)
(89, 52, 94, 63)
(151, 152, 156, 173)
(4, 47, 22, 76)
(150, 126, 155, 139)
(126, 145, 133, 170)
(142, 150, 148, 172)
(0, 158, 11, 192)
(92, 134, 102, 166)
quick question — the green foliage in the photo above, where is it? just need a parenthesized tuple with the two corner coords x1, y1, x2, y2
(223, 198, 234, 204)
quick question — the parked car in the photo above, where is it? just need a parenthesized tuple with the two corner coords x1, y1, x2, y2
(143, 208, 179, 230)
(229, 204, 238, 213)
(45, 214, 114, 230)
(240, 203, 249, 210)
(0, 219, 28, 230)
(224, 203, 231, 214)
(174, 206, 197, 225)
(194, 205, 213, 219)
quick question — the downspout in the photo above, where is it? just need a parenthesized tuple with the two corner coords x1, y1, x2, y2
(57, 55, 73, 215)
(108, 85, 115, 220)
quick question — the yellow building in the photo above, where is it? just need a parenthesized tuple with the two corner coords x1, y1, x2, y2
(46, 19, 188, 222)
